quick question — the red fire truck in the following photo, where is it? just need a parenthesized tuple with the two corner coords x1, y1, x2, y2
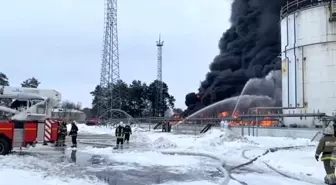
(0, 86, 61, 155)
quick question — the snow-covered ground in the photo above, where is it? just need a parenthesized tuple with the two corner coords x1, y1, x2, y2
(77, 125, 323, 185)
(0, 154, 107, 185)
(0, 124, 325, 185)
(68, 123, 115, 135)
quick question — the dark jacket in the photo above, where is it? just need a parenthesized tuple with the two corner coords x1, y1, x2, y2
(124, 125, 132, 134)
(69, 123, 78, 136)
(315, 135, 336, 160)
(115, 125, 125, 139)
(59, 123, 67, 135)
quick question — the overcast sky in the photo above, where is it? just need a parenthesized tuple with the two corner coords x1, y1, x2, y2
(0, 0, 230, 109)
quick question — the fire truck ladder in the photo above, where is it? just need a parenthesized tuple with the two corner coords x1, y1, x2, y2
(329, 0, 336, 21)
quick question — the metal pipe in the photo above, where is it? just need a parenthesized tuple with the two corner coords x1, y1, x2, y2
(285, 14, 290, 107)
(105, 113, 327, 122)
(280, 11, 306, 109)
(239, 113, 326, 118)
(294, 12, 298, 106)
(256, 108, 259, 136)
(301, 47, 306, 107)
(249, 106, 299, 111)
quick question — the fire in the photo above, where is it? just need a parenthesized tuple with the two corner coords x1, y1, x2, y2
(259, 117, 276, 127)
(218, 111, 243, 126)
(170, 110, 278, 127)
(217, 111, 278, 127)
(218, 112, 229, 117)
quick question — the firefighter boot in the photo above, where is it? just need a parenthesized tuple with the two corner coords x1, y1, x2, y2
(120, 144, 123, 149)
(61, 139, 66, 147)
(325, 174, 336, 184)
(330, 174, 336, 185)
(325, 175, 329, 184)
(55, 140, 60, 147)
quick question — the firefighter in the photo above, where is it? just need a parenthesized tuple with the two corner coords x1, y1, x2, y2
(55, 121, 61, 146)
(115, 121, 125, 149)
(124, 123, 132, 143)
(315, 122, 336, 184)
(162, 122, 166, 132)
(220, 120, 225, 131)
(69, 121, 78, 148)
(220, 120, 229, 130)
(57, 121, 68, 147)
(167, 122, 171, 132)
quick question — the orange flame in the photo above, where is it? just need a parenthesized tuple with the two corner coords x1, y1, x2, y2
(217, 111, 278, 127)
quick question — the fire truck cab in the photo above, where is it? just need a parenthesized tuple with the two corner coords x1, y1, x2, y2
(0, 86, 61, 155)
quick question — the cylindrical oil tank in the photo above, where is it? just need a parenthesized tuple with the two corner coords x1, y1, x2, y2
(281, 1, 336, 126)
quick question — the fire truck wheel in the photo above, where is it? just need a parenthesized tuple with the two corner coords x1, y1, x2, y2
(0, 138, 10, 155)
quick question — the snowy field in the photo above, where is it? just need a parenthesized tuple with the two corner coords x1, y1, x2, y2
(0, 124, 326, 185)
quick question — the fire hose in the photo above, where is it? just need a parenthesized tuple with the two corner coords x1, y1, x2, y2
(157, 149, 230, 185)
(240, 145, 322, 184)
(157, 145, 316, 185)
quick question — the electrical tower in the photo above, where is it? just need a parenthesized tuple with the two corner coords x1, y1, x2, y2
(97, 0, 121, 120)
(156, 35, 164, 117)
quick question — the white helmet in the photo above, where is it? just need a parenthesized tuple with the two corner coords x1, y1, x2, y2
(323, 123, 334, 135)
(119, 121, 124, 127)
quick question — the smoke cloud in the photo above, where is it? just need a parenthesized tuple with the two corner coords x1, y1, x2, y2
(184, 0, 288, 116)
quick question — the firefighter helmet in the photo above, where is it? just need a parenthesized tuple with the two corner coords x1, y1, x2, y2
(323, 123, 334, 135)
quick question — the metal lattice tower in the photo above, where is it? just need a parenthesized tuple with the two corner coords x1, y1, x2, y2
(97, 0, 121, 120)
(156, 35, 164, 117)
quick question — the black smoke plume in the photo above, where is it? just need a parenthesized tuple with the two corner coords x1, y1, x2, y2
(184, 0, 288, 116)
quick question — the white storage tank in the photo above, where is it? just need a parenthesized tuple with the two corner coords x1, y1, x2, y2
(281, 1, 336, 126)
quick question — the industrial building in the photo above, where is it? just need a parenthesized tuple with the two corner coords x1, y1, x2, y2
(281, 0, 336, 126)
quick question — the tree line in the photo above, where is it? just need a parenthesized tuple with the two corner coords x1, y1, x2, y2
(90, 79, 175, 118)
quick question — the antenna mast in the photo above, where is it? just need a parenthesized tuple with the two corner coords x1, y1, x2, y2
(97, 0, 121, 120)
(156, 34, 164, 117)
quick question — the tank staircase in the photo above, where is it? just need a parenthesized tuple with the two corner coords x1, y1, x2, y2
(329, 0, 336, 21)
(200, 123, 212, 133)
(153, 122, 163, 129)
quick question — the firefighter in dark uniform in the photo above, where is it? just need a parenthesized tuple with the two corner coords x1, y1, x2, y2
(69, 121, 78, 148)
(315, 123, 336, 184)
(56, 121, 67, 147)
(115, 122, 125, 149)
(55, 121, 61, 146)
(124, 123, 132, 143)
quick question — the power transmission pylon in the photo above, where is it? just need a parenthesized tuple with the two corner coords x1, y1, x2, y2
(156, 34, 164, 117)
(97, 0, 121, 120)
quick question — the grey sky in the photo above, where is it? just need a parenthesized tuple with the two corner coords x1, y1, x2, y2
(0, 0, 230, 109)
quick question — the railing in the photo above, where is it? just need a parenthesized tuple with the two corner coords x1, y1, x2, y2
(332, 0, 336, 12)
(331, 0, 336, 21)
(281, 0, 330, 18)
(94, 111, 327, 136)
(96, 112, 326, 123)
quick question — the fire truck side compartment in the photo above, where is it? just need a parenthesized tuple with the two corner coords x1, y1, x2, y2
(0, 122, 14, 147)
(13, 121, 25, 147)
(24, 121, 37, 145)
(37, 122, 45, 142)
